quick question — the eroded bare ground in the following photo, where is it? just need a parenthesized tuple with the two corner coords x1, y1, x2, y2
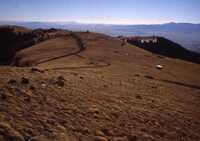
(0, 32, 200, 141)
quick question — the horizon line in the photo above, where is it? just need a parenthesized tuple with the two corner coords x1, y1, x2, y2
(0, 20, 200, 26)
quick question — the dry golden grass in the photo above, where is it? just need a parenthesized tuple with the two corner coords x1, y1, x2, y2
(0, 32, 200, 141)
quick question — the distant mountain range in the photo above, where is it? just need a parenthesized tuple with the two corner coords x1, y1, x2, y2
(1, 21, 200, 53)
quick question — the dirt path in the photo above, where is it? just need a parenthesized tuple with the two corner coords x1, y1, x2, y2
(43, 61, 111, 71)
(36, 33, 87, 66)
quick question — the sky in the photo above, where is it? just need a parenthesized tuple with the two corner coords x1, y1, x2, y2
(0, 0, 200, 25)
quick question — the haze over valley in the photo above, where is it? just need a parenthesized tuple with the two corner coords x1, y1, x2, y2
(1, 21, 200, 53)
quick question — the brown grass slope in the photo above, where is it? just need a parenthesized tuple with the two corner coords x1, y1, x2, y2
(0, 26, 69, 65)
(0, 31, 200, 141)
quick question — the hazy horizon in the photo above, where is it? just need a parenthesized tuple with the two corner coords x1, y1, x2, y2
(0, 20, 200, 26)
(0, 0, 200, 25)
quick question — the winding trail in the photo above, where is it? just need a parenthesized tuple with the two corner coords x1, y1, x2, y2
(35, 33, 111, 71)
(35, 33, 87, 65)
(43, 62, 111, 71)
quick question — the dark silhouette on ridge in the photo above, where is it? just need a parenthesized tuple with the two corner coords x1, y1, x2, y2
(127, 36, 200, 64)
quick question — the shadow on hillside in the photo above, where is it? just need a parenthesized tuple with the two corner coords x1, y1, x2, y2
(0, 26, 69, 65)
(160, 79, 200, 90)
(143, 74, 200, 90)
(127, 37, 200, 64)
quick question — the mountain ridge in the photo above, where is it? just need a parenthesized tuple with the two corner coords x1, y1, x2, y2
(1, 21, 200, 53)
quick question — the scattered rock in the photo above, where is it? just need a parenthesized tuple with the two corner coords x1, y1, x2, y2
(41, 83, 46, 88)
(144, 75, 154, 80)
(80, 76, 84, 80)
(157, 55, 165, 59)
(134, 74, 140, 77)
(127, 135, 138, 141)
(82, 127, 90, 134)
(56, 125, 66, 132)
(113, 136, 128, 141)
(103, 84, 108, 88)
(31, 67, 44, 73)
(95, 136, 108, 141)
(53, 132, 78, 141)
(101, 128, 114, 136)
(57, 75, 65, 81)
(55, 80, 65, 87)
(88, 106, 100, 114)
(28, 135, 48, 141)
(95, 130, 105, 136)
(0, 122, 25, 141)
(89, 61, 95, 65)
(50, 76, 65, 87)
(25, 90, 33, 97)
(0, 91, 7, 100)
(29, 85, 35, 90)
(141, 133, 154, 140)
(136, 95, 142, 100)
(8, 79, 17, 84)
(21, 77, 30, 84)
(14, 87, 26, 95)
(71, 72, 78, 76)
(114, 51, 119, 54)
(151, 86, 157, 89)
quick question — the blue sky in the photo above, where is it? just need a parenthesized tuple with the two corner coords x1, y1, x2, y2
(0, 0, 200, 24)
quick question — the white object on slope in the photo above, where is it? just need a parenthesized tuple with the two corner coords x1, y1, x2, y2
(156, 65, 163, 69)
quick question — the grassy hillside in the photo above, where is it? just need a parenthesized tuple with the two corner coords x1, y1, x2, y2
(0, 27, 200, 141)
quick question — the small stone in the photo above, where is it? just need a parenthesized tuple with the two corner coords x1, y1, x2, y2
(89, 61, 95, 65)
(57, 75, 65, 81)
(8, 79, 17, 84)
(21, 77, 30, 84)
(95, 130, 105, 136)
(88, 106, 99, 114)
(29, 135, 48, 141)
(142, 134, 154, 140)
(0, 91, 7, 100)
(95, 136, 108, 141)
(136, 95, 142, 99)
(41, 83, 46, 87)
(56, 80, 64, 87)
(71, 72, 78, 76)
(151, 86, 157, 89)
(103, 84, 108, 88)
(24, 97, 31, 102)
(0, 122, 25, 141)
(29, 86, 35, 90)
(101, 128, 114, 136)
(113, 137, 128, 141)
(134, 74, 140, 77)
(25, 90, 33, 97)
(31, 67, 44, 73)
(127, 135, 137, 141)
(82, 127, 90, 134)
(56, 125, 66, 132)
(144, 75, 154, 80)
